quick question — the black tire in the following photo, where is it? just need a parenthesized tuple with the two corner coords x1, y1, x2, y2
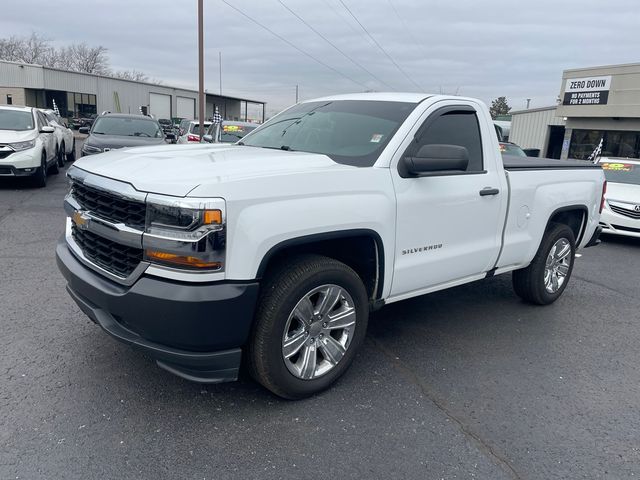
(32, 152, 47, 188)
(57, 142, 65, 168)
(248, 254, 369, 399)
(49, 148, 59, 175)
(66, 139, 76, 162)
(513, 223, 576, 305)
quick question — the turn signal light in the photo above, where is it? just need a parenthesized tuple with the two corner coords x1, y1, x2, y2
(203, 209, 222, 225)
(145, 250, 222, 269)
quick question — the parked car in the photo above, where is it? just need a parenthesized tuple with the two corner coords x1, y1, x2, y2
(203, 120, 258, 144)
(79, 113, 97, 129)
(499, 141, 528, 157)
(176, 120, 212, 143)
(597, 157, 640, 238)
(80, 113, 174, 156)
(158, 118, 176, 143)
(0, 105, 59, 187)
(57, 93, 605, 399)
(40, 109, 75, 166)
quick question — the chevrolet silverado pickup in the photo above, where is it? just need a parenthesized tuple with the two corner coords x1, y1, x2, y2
(56, 93, 605, 399)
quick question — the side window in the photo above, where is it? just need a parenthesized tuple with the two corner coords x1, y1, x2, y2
(36, 111, 46, 130)
(411, 109, 484, 172)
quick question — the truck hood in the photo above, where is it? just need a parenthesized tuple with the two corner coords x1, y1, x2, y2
(73, 144, 351, 197)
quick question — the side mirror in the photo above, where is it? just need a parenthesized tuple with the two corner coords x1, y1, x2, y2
(79, 127, 89, 134)
(202, 134, 213, 143)
(40, 126, 55, 134)
(403, 144, 469, 175)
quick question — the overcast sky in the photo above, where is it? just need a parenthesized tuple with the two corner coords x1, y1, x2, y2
(3, 0, 639, 116)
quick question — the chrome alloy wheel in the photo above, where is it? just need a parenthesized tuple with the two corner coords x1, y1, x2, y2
(544, 238, 572, 294)
(282, 284, 357, 380)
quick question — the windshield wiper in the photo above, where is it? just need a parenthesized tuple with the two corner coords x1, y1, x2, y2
(93, 131, 105, 134)
(258, 145, 294, 151)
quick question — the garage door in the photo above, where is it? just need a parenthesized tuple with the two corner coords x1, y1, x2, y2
(149, 93, 171, 120)
(177, 96, 196, 120)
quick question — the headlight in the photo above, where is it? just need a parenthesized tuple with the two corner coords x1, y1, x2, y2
(81, 144, 102, 154)
(9, 139, 36, 152)
(143, 195, 226, 271)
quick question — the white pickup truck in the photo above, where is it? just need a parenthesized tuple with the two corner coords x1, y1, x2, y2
(56, 93, 605, 399)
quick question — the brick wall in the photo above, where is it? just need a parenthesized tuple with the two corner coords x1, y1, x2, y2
(0, 87, 27, 106)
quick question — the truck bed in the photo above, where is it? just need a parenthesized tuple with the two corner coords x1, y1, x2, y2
(503, 155, 602, 171)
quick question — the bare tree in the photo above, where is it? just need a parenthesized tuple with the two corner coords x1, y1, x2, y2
(67, 43, 110, 74)
(112, 69, 149, 82)
(0, 33, 146, 79)
(0, 33, 52, 65)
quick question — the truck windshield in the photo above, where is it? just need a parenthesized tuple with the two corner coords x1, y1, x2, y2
(599, 161, 640, 185)
(240, 100, 416, 166)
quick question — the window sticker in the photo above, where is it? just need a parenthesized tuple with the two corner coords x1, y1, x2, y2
(370, 133, 384, 143)
(601, 162, 633, 172)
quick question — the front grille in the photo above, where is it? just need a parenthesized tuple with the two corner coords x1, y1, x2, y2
(0, 150, 12, 160)
(609, 204, 640, 220)
(72, 225, 143, 277)
(72, 182, 146, 229)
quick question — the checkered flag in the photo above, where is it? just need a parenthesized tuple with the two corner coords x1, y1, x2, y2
(587, 137, 603, 164)
(52, 99, 60, 116)
(212, 107, 223, 124)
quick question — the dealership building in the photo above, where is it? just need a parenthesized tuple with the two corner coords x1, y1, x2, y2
(0, 60, 265, 123)
(510, 62, 640, 160)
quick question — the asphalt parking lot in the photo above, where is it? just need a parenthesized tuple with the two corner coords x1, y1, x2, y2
(1, 161, 639, 479)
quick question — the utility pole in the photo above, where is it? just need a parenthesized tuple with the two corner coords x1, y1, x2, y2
(219, 51, 222, 96)
(197, 0, 205, 141)
(526, 98, 531, 109)
(295, 84, 299, 103)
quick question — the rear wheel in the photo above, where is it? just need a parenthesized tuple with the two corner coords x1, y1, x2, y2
(49, 149, 59, 175)
(57, 142, 65, 168)
(249, 254, 369, 399)
(32, 152, 47, 188)
(513, 223, 576, 305)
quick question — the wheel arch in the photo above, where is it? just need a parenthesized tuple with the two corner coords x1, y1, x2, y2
(256, 229, 385, 303)
(546, 205, 588, 245)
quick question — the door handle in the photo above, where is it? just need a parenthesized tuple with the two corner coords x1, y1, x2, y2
(479, 187, 500, 196)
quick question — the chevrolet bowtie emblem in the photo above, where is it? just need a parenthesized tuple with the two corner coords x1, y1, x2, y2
(72, 211, 91, 230)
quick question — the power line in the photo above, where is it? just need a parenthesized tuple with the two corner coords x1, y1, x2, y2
(386, 0, 434, 89)
(336, 0, 424, 92)
(220, 0, 369, 89)
(277, 0, 394, 90)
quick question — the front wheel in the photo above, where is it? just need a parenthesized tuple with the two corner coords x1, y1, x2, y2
(249, 254, 369, 399)
(32, 152, 47, 188)
(513, 223, 576, 305)
(66, 139, 76, 162)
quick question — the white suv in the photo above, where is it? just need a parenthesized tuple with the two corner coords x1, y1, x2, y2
(0, 105, 58, 187)
(41, 109, 75, 166)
